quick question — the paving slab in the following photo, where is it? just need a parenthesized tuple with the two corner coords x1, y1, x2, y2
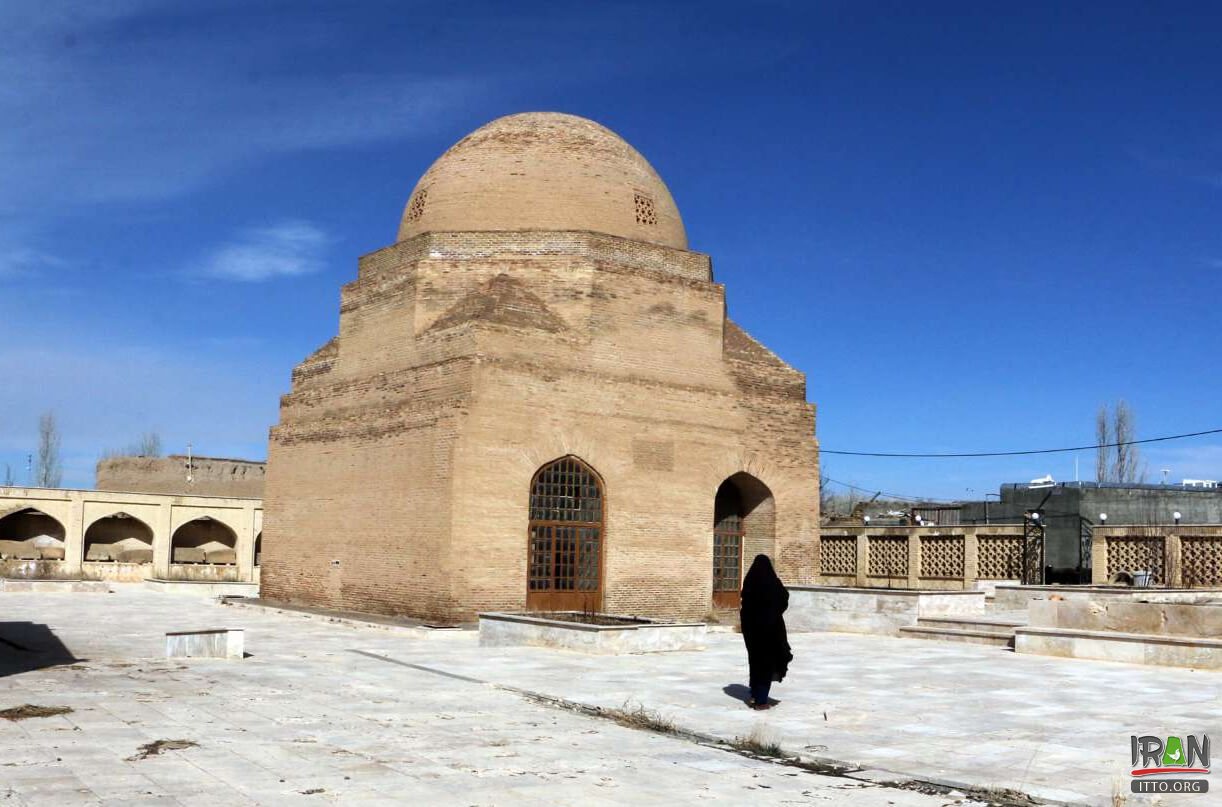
(1, 587, 994, 806)
(5, 586, 1219, 805)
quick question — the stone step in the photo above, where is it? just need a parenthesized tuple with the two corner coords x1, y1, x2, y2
(915, 615, 1025, 634)
(898, 625, 1015, 648)
(1014, 626, 1222, 669)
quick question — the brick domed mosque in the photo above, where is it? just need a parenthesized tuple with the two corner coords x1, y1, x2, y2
(262, 112, 820, 622)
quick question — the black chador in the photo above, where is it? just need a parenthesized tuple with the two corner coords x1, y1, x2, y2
(739, 554, 793, 709)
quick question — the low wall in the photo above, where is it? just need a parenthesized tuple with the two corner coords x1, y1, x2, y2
(993, 584, 1222, 611)
(165, 563, 242, 582)
(0, 559, 72, 579)
(1028, 598, 1222, 638)
(1092, 525, 1222, 587)
(145, 579, 259, 597)
(478, 612, 706, 654)
(80, 561, 151, 583)
(787, 586, 986, 636)
(1015, 628, 1222, 669)
(818, 526, 1024, 590)
(992, 584, 1142, 611)
(1, 579, 109, 592)
(1015, 598, 1222, 669)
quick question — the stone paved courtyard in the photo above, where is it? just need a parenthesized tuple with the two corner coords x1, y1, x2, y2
(2, 588, 1219, 806)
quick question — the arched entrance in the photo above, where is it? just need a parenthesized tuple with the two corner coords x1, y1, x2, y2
(527, 456, 604, 611)
(84, 513, 154, 563)
(712, 473, 775, 608)
(171, 517, 237, 565)
(0, 508, 66, 560)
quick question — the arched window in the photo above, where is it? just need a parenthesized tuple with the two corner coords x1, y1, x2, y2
(712, 473, 774, 608)
(527, 456, 604, 611)
(713, 483, 745, 607)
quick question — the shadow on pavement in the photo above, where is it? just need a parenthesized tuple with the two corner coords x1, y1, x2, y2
(723, 683, 751, 703)
(0, 622, 81, 678)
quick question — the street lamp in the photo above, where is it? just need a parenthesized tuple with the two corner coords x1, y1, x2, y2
(863, 515, 871, 525)
(1173, 511, 1182, 526)
(1099, 513, 1107, 524)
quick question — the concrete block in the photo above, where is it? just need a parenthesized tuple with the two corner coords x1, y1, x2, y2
(787, 586, 984, 635)
(1163, 604, 1222, 638)
(172, 547, 206, 564)
(1103, 601, 1165, 635)
(165, 628, 244, 659)
(478, 612, 705, 654)
(1014, 626, 1222, 669)
(144, 579, 259, 597)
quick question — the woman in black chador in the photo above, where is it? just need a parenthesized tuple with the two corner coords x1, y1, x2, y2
(739, 554, 792, 710)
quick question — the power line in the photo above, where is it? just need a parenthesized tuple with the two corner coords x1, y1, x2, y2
(822, 476, 954, 504)
(821, 427, 1222, 459)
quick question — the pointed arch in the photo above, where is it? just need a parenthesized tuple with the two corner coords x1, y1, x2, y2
(83, 512, 154, 563)
(0, 508, 67, 560)
(526, 455, 605, 611)
(171, 517, 238, 565)
(254, 531, 262, 566)
(712, 472, 775, 608)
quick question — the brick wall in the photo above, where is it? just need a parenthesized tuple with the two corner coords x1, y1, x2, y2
(96, 456, 265, 498)
(262, 230, 819, 622)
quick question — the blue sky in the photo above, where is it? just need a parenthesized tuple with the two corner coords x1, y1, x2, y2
(1, 1, 1220, 498)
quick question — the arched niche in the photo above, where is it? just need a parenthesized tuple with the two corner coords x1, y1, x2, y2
(171, 517, 238, 565)
(83, 512, 154, 563)
(712, 472, 775, 607)
(0, 508, 67, 561)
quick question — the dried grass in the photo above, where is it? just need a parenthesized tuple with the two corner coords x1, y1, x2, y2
(0, 705, 73, 721)
(732, 724, 787, 758)
(127, 739, 198, 761)
(605, 702, 677, 734)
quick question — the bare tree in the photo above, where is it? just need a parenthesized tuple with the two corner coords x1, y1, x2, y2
(136, 432, 163, 457)
(35, 411, 63, 488)
(99, 431, 164, 460)
(1095, 406, 1109, 483)
(2, 463, 13, 487)
(1095, 400, 1146, 484)
(1113, 400, 1133, 481)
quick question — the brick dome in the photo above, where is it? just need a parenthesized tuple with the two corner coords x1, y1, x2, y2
(398, 112, 687, 250)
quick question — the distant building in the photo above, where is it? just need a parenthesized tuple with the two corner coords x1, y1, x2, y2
(96, 455, 266, 498)
(958, 480, 1222, 582)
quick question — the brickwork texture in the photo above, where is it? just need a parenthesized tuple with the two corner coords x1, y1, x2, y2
(262, 112, 820, 623)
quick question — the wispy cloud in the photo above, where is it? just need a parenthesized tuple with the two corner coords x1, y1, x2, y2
(0, 1, 486, 217)
(194, 221, 329, 282)
(1127, 145, 1222, 192)
(0, 247, 67, 280)
(0, 339, 278, 483)
(1144, 444, 1222, 483)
